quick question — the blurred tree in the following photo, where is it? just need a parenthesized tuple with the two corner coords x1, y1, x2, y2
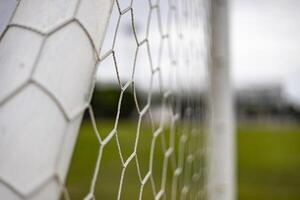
(91, 87, 136, 119)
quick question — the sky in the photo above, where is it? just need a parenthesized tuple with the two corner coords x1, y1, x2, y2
(231, 0, 300, 104)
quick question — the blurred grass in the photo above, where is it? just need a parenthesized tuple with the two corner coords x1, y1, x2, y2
(238, 122, 300, 200)
(65, 120, 300, 200)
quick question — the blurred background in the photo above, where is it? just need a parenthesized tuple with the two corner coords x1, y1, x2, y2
(231, 1, 300, 199)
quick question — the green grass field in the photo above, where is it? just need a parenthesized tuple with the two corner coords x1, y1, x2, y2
(237, 122, 300, 200)
(65, 120, 300, 200)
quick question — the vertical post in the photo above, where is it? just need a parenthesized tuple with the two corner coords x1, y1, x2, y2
(207, 0, 235, 200)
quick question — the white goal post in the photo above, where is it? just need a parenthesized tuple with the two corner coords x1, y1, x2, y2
(0, 0, 234, 200)
(207, 1, 235, 200)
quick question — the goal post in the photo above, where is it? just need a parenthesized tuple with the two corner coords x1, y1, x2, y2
(207, 0, 235, 200)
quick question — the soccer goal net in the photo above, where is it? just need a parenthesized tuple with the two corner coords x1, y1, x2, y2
(0, 0, 233, 200)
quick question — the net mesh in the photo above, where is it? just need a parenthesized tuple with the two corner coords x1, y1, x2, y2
(65, 0, 210, 199)
(0, 0, 210, 199)
(0, 0, 209, 199)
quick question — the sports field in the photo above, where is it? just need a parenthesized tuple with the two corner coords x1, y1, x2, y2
(65, 120, 300, 200)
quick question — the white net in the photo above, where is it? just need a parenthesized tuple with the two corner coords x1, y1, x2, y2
(0, 0, 210, 199)
(65, 0, 210, 199)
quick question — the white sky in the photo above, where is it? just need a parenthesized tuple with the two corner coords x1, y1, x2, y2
(231, 0, 300, 103)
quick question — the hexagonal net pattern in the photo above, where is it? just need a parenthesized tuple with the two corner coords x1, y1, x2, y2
(0, 0, 210, 199)
(70, 0, 210, 199)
